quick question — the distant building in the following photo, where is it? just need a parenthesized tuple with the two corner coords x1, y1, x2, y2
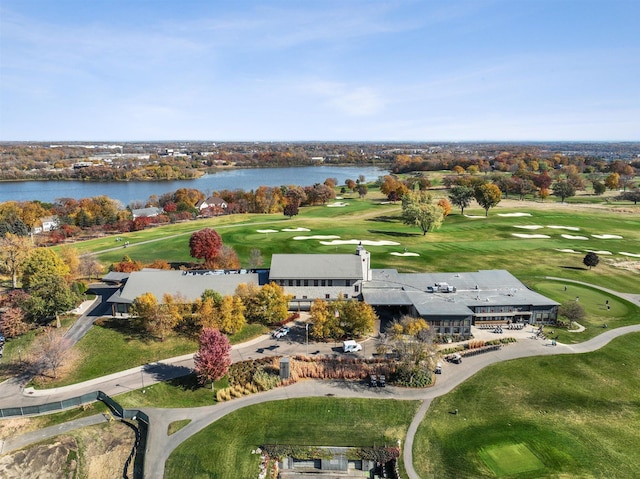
(32, 216, 59, 234)
(196, 196, 228, 215)
(131, 207, 163, 219)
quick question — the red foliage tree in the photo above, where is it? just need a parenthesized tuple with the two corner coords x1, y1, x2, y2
(189, 228, 223, 267)
(194, 328, 232, 388)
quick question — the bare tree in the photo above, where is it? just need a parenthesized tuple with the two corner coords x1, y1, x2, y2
(36, 328, 71, 378)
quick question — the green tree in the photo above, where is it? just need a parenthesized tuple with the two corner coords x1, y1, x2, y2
(131, 292, 177, 341)
(401, 191, 444, 236)
(22, 275, 79, 321)
(552, 180, 576, 203)
(474, 183, 502, 216)
(21, 248, 70, 290)
(592, 180, 607, 195)
(583, 252, 599, 269)
(448, 185, 474, 215)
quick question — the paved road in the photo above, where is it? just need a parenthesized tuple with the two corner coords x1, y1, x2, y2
(2, 280, 639, 478)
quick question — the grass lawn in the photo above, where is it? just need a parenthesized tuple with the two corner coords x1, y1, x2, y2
(114, 373, 228, 409)
(413, 332, 640, 479)
(530, 280, 640, 343)
(165, 398, 419, 479)
(36, 319, 267, 388)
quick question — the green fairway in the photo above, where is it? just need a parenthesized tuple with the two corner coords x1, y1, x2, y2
(413, 333, 640, 478)
(478, 443, 544, 476)
(72, 199, 640, 296)
(165, 398, 419, 479)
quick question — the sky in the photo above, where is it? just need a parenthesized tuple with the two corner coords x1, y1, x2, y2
(0, 0, 638, 142)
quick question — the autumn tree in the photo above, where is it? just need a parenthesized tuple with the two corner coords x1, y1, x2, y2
(583, 252, 599, 270)
(237, 282, 291, 325)
(0, 233, 33, 288)
(604, 173, 620, 190)
(112, 255, 143, 273)
(210, 245, 240, 270)
(357, 184, 368, 199)
(194, 328, 232, 388)
(0, 307, 30, 338)
(309, 299, 339, 340)
(283, 201, 299, 219)
(448, 185, 474, 215)
(309, 297, 376, 340)
(437, 198, 452, 217)
(189, 228, 223, 267)
(401, 191, 444, 236)
(131, 292, 177, 341)
(474, 183, 502, 216)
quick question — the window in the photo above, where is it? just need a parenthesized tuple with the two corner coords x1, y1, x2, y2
(314, 280, 319, 286)
(304, 280, 308, 286)
(328, 280, 333, 286)
(325, 294, 330, 299)
(321, 280, 326, 286)
(354, 285, 359, 293)
(302, 295, 308, 299)
(296, 280, 301, 286)
(345, 280, 351, 287)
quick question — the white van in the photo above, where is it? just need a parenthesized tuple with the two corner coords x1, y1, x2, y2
(343, 340, 362, 353)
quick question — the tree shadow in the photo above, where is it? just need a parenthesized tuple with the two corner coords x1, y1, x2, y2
(165, 372, 201, 391)
(366, 215, 400, 223)
(142, 362, 192, 383)
(367, 229, 421, 238)
(560, 266, 588, 271)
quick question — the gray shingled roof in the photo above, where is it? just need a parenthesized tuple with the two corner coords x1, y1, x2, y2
(269, 254, 364, 280)
(108, 270, 259, 304)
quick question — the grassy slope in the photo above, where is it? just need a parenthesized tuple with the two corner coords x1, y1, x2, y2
(414, 333, 640, 479)
(165, 398, 419, 479)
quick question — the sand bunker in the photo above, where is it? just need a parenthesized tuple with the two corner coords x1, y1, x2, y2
(555, 249, 581, 253)
(320, 239, 400, 246)
(281, 227, 310, 232)
(498, 213, 532, 217)
(326, 202, 349, 207)
(620, 252, 640, 258)
(592, 234, 623, 239)
(378, 201, 394, 205)
(561, 234, 589, 240)
(464, 215, 486, 219)
(512, 233, 551, 239)
(390, 252, 420, 257)
(548, 225, 580, 231)
(514, 225, 544, 230)
(588, 250, 613, 255)
(293, 235, 341, 240)
(256, 229, 278, 233)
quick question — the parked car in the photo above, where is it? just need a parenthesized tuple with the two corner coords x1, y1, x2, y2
(272, 327, 290, 339)
(343, 340, 362, 353)
(435, 362, 443, 374)
(378, 375, 386, 387)
(447, 353, 462, 364)
(369, 374, 377, 387)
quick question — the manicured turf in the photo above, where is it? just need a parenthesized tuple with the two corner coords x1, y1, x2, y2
(478, 443, 544, 476)
(75, 200, 640, 295)
(165, 398, 419, 479)
(529, 280, 640, 342)
(413, 333, 640, 478)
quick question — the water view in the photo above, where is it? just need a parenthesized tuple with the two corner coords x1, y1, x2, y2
(0, 165, 387, 205)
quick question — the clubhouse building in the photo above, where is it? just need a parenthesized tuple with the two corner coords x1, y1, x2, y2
(107, 244, 558, 337)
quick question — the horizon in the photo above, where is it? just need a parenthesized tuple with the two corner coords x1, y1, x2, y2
(1, 1, 639, 142)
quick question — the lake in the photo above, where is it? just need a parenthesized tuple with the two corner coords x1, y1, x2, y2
(0, 165, 388, 205)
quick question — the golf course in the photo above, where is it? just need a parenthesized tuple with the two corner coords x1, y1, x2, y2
(57, 188, 640, 478)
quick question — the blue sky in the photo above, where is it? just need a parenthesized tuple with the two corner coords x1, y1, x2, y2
(1, 0, 638, 141)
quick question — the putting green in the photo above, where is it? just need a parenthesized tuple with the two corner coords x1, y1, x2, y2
(478, 443, 544, 476)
